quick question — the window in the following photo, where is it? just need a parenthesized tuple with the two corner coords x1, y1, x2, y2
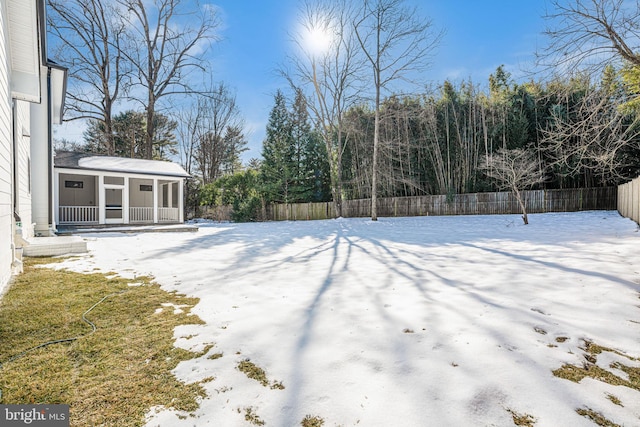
(65, 180, 83, 189)
(104, 176, 124, 185)
(140, 184, 153, 192)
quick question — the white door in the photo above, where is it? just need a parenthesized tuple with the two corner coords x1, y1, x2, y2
(105, 187, 124, 224)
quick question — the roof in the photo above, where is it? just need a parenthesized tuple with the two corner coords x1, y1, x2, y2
(54, 152, 190, 178)
(6, 0, 45, 102)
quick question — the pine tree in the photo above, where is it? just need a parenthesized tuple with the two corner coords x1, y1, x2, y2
(261, 90, 295, 206)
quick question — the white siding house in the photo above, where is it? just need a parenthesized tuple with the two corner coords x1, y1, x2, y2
(0, 0, 66, 294)
(0, 0, 12, 290)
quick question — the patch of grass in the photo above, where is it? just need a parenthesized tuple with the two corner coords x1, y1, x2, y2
(507, 409, 536, 426)
(581, 340, 639, 361)
(403, 328, 414, 334)
(553, 363, 635, 389)
(553, 340, 639, 427)
(208, 352, 223, 360)
(553, 341, 639, 393)
(533, 327, 547, 335)
(237, 359, 285, 390)
(576, 408, 620, 427)
(555, 337, 568, 343)
(243, 407, 265, 425)
(606, 393, 623, 407)
(0, 258, 208, 426)
(301, 414, 325, 426)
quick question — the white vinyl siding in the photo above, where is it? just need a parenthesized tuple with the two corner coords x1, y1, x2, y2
(0, 0, 14, 291)
(15, 98, 31, 238)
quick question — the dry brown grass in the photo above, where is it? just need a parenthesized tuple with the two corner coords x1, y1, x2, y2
(301, 414, 325, 426)
(507, 409, 536, 426)
(575, 408, 621, 427)
(0, 258, 209, 426)
(552, 339, 638, 427)
(237, 359, 285, 390)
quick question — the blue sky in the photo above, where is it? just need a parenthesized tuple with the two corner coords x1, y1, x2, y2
(211, 0, 549, 162)
(55, 0, 550, 163)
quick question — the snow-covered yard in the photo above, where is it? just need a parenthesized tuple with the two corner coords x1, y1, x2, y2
(55, 211, 640, 426)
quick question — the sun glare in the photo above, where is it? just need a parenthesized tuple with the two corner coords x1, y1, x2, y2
(302, 24, 333, 57)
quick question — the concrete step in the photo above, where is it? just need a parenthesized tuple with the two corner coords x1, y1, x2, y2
(56, 223, 198, 235)
(23, 236, 88, 257)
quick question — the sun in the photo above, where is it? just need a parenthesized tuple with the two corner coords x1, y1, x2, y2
(301, 22, 333, 57)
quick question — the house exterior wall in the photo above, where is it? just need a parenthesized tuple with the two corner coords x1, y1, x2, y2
(129, 178, 153, 207)
(0, 0, 13, 292)
(58, 173, 96, 206)
(15, 98, 32, 239)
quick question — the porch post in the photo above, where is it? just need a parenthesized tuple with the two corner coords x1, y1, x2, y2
(178, 178, 184, 223)
(153, 178, 158, 223)
(98, 174, 105, 224)
(53, 170, 59, 226)
(123, 177, 130, 224)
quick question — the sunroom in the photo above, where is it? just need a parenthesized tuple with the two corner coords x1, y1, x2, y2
(54, 152, 189, 227)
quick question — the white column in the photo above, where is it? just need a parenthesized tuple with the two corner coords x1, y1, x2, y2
(178, 179, 184, 223)
(98, 174, 105, 224)
(153, 178, 158, 223)
(53, 171, 59, 227)
(123, 177, 130, 224)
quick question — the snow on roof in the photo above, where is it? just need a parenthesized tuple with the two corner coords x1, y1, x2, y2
(54, 151, 190, 178)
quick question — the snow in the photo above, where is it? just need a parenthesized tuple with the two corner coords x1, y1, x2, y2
(52, 211, 640, 426)
(78, 156, 189, 177)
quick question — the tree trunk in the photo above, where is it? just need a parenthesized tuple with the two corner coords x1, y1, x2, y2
(371, 103, 379, 221)
(514, 188, 528, 225)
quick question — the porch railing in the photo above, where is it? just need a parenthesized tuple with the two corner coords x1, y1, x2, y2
(59, 206, 98, 224)
(130, 207, 154, 223)
(158, 207, 179, 222)
(59, 206, 179, 224)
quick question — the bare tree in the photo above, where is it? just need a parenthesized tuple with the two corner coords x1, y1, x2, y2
(48, 0, 127, 155)
(539, 0, 640, 73)
(175, 83, 245, 184)
(117, 0, 220, 159)
(481, 148, 546, 225)
(284, 0, 365, 217)
(540, 85, 640, 185)
(354, 0, 442, 220)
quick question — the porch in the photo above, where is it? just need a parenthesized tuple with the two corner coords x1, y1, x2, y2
(56, 172, 184, 226)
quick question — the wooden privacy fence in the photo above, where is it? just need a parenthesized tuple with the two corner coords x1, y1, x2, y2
(618, 177, 640, 224)
(265, 187, 617, 221)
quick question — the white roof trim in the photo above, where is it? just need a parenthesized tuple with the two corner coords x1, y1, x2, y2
(56, 155, 190, 178)
(7, 0, 42, 102)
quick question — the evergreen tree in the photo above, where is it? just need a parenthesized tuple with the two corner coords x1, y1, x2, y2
(304, 130, 332, 202)
(83, 110, 178, 159)
(261, 90, 295, 205)
(289, 89, 311, 202)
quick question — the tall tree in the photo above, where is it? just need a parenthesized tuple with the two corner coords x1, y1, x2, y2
(83, 110, 178, 160)
(186, 83, 246, 184)
(540, 82, 640, 185)
(354, 0, 442, 220)
(117, 0, 220, 159)
(539, 0, 640, 73)
(289, 88, 317, 202)
(48, 0, 127, 155)
(285, 0, 365, 216)
(261, 91, 295, 209)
